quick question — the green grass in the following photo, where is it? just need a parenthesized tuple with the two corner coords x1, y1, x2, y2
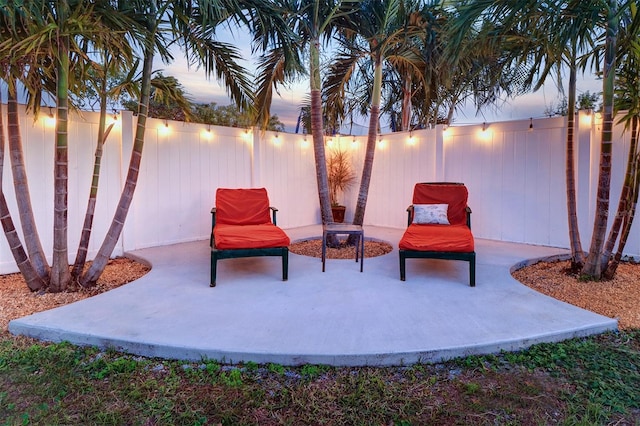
(1, 330, 639, 425)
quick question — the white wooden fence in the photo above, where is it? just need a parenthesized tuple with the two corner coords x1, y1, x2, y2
(1, 106, 638, 273)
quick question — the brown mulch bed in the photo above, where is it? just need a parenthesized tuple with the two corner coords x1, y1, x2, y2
(0, 258, 150, 333)
(289, 238, 393, 259)
(512, 260, 640, 330)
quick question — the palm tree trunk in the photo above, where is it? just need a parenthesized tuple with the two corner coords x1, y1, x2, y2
(351, 53, 382, 229)
(80, 29, 156, 287)
(604, 164, 640, 279)
(0, 100, 45, 291)
(71, 88, 115, 281)
(602, 115, 638, 268)
(401, 73, 412, 131)
(583, 0, 618, 279)
(565, 44, 584, 270)
(604, 120, 640, 279)
(310, 36, 334, 226)
(50, 25, 72, 292)
(7, 82, 50, 283)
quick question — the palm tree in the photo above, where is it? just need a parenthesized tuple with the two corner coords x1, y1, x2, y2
(0, 101, 45, 291)
(582, 0, 620, 278)
(0, 3, 51, 286)
(600, 0, 640, 278)
(71, 51, 136, 282)
(1, 0, 287, 290)
(448, 0, 626, 279)
(79, 0, 161, 287)
(254, 0, 359, 227)
(324, 0, 431, 231)
(81, 0, 288, 286)
(325, 0, 430, 131)
(49, 0, 73, 291)
(3, 0, 139, 291)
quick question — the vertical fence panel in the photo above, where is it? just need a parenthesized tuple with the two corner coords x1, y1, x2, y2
(255, 131, 319, 229)
(364, 131, 438, 228)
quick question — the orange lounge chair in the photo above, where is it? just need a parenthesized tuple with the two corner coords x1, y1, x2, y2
(210, 188, 290, 287)
(398, 182, 476, 286)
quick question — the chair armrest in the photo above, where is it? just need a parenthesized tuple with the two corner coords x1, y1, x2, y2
(465, 206, 472, 228)
(210, 208, 217, 247)
(211, 207, 217, 226)
(270, 206, 278, 225)
(406, 205, 414, 227)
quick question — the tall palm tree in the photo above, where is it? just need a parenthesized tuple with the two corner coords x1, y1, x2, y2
(255, 0, 359, 227)
(49, 0, 73, 291)
(0, 3, 51, 285)
(600, 0, 640, 278)
(4, 0, 138, 291)
(0, 101, 45, 291)
(582, 0, 620, 278)
(325, 0, 429, 231)
(1, 0, 287, 290)
(448, 0, 625, 279)
(551, 1, 601, 271)
(70, 53, 136, 282)
(5, 85, 51, 283)
(79, 0, 161, 287)
(81, 0, 288, 286)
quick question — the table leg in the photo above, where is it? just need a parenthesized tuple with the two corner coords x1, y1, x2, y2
(322, 231, 327, 272)
(360, 233, 364, 272)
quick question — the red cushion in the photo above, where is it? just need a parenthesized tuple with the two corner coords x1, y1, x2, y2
(215, 188, 272, 225)
(412, 183, 468, 226)
(399, 224, 474, 252)
(214, 224, 290, 250)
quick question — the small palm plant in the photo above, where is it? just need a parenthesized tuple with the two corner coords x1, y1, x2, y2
(326, 147, 356, 208)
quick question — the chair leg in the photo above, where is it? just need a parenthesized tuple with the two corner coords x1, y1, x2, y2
(210, 252, 217, 287)
(469, 253, 476, 287)
(282, 248, 289, 281)
(399, 251, 406, 281)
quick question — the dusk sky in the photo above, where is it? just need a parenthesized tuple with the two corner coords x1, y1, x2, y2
(157, 29, 603, 134)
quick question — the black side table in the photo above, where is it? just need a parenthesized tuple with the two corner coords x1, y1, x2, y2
(322, 223, 364, 272)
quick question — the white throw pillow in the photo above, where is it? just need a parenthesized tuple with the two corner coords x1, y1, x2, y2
(412, 204, 450, 225)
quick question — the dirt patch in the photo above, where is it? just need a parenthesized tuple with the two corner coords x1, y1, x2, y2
(289, 238, 393, 259)
(512, 260, 640, 330)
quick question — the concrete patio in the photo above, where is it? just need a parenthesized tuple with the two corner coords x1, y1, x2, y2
(9, 225, 617, 366)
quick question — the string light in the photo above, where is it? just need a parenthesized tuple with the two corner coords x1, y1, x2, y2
(407, 130, 416, 145)
(158, 120, 170, 135)
(478, 122, 492, 141)
(242, 128, 252, 141)
(44, 107, 56, 127)
(201, 125, 213, 139)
